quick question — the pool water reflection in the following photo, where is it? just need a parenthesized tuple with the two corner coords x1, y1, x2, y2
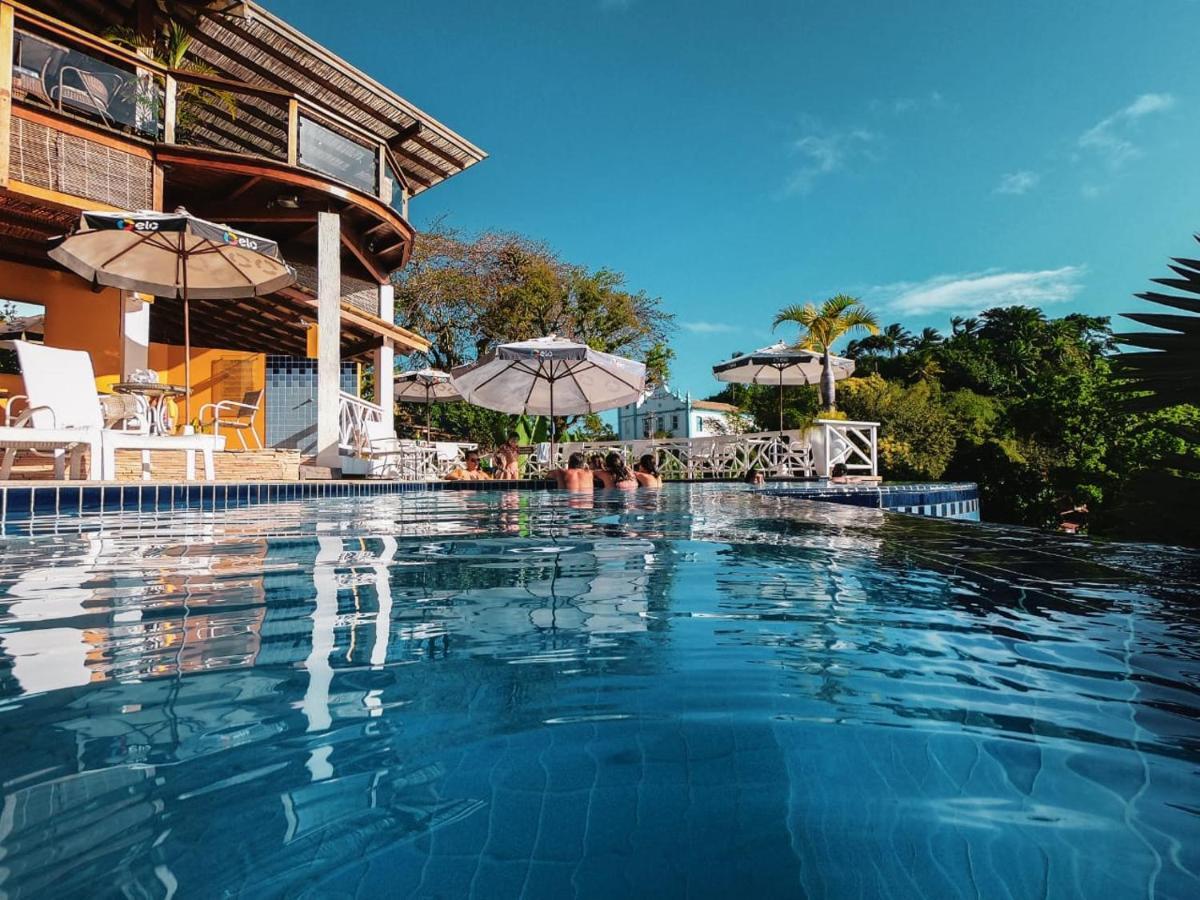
(0, 486, 1198, 898)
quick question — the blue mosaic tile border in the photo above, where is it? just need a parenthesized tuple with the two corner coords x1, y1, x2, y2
(762, 482, 981, 520)
(0, 478, 560, 532)
(0, 478, 980, 533)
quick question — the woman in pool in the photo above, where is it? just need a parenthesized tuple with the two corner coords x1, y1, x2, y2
(595, 451, 638, 490)
(445, 450, 492, 481)
(744, 467, 765, 486)
(633, 453, 662, 488)
(493, 434, 520, 480)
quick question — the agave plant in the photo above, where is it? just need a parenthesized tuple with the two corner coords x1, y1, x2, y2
(104, 21, 237, 140)
(1116, 243, 1200, 473)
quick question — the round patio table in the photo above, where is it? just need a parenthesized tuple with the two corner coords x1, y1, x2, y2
(112, 382, 188, 434)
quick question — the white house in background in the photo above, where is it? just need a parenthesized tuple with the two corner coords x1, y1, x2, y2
(616, 385, 737, 440)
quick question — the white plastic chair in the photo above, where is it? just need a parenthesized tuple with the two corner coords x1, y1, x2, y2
(13, 342, 224, 481)
(198, 389, 263, 450)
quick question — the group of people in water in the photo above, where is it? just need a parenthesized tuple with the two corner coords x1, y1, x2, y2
(443, 434, 664, 491)
(446, 434, 829, 491)
(552, 451, 661, 492)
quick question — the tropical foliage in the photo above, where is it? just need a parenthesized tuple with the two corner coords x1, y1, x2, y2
(391, 225, 671, 442)
(104, 22, 237, 138)
(712, 300, 1199, 539)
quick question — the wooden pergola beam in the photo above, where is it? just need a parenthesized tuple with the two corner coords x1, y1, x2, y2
(340, 227, 389, 286)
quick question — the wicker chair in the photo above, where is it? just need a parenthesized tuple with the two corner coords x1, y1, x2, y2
(52, 65, 124, 127)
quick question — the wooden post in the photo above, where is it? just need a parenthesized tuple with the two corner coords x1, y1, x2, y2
(163, 73, 176, 144)
(287, 98, 299, 166)
(377, 144, 389, 203)
(316, 211, 341, 470)
(0, 3, 15, 189)
(373, 283, 395, 435)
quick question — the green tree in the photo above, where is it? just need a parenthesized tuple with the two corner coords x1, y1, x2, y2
(395, 225, 673, 370)
(773, 294, 879, 410)
(839, 375, 956, 479)
(644, 341, 676, 388)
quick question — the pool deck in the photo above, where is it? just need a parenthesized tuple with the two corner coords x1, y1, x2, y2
(0, 478, 980, 532)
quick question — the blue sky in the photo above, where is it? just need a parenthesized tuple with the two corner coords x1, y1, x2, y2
(266, 0, 1200, 398)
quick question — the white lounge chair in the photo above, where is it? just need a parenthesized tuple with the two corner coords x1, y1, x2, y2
(0, 419, 100, 480)
(13, 342, 224, 481)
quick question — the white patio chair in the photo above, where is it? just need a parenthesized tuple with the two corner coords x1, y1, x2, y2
(13, 342, 224, 481)
(198, 389, 263, 450)
(434, 441, 465, 477)
(358, 419, 407, 479)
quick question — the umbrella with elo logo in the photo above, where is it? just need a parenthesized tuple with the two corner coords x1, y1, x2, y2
(49, 207, 295, 422)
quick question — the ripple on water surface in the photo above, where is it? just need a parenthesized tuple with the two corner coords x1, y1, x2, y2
(0, 485, 1198, 899)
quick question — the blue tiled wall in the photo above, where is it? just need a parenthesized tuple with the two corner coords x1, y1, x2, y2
(264, 356, 358, 455)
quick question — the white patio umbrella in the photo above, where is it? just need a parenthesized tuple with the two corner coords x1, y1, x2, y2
(713, 342, 855, 431)
(395, 367, 460, 441)
(48, 208, 294, 423)
(451, 335, 646, 453)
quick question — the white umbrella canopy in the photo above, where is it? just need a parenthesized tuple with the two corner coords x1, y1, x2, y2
(395, 368, 461, 440)
(713, 342, 855, 430)
(48, 208, 294, 422)
(451, 336, 646, 449)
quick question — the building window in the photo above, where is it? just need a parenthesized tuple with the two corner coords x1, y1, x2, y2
(671, 414, 679, 431)
(695, 418, 703, 433)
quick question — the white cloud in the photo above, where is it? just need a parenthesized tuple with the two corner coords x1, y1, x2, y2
(1078, 92, 1175, 169)
(681, 320, 739, 334)
(869, 266, 1086, 316)
(994, 170, 1039, 195)
(889, 91, 946, 115)
(784, 126, 878, 195)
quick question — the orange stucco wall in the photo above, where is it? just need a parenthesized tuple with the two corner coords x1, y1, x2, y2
(0, 258, 123, 390)
(0, 259, 266, 445)
(147, 343, 266, 445)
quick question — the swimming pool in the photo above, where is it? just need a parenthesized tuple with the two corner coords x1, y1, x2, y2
(1, 484, 1197, 898)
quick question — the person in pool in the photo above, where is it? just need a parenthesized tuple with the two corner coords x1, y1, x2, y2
(633, 453, 662, 488)
(493, 434, 520, 480)
(551, 452, 593, 492)
(745, 467, 765, 486)
(445, 450, 492, 481)
(595, 451, 638, 490)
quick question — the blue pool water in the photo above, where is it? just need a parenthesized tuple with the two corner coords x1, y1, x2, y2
(0, 485, 1197, 899)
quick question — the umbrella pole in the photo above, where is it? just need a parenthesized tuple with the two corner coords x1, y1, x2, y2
(426, 384, 432, 443)
(549, 376, 556, 469)
(182, 304, 191, 431)
(778, 367, 785, 433)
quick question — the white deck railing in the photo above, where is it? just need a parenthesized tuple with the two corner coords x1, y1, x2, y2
(526, 431, 814, 479)
(336, 404, 879, 481)
(810, 420, 878, 476)
(338, 391, 383, 453)
(529, 422, 879, 480)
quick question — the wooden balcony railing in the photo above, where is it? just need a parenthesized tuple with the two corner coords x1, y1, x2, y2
(2, 3, 409, 217)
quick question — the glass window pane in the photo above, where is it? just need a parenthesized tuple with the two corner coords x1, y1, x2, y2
(298, 115, 376, 193)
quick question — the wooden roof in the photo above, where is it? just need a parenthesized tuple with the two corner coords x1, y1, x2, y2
(20, 0, 488, 194)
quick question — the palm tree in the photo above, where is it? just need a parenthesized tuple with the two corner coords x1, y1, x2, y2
(773, 294, 879, 410)
(915, 327, 943, 351)
(105, 22, 236, 139)
(882, 322, 915, 355)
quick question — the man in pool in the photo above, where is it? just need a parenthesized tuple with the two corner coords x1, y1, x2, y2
(445, 450, 492, 481)
(551, 452, 593, 492)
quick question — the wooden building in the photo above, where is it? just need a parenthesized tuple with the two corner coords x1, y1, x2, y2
(0, 0, 485, 473)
